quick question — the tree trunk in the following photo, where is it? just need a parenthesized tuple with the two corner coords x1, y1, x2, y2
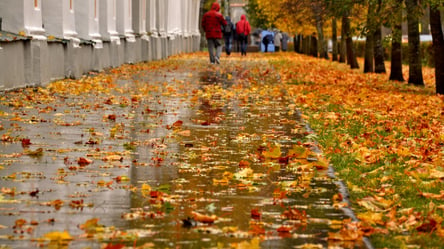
(405, 0, 424, 85)
(389, 23, 405, 81)
(430, 6, 444, 94)
(303, 36, 310, 55)
(373, 0, 386, 73)
(294, 34, 300, 53)
(316, 20, 328, 59)
(364, 32, 374, 73)
(332, 17, 338, 61)
(373, 25, 386, 73)
(364, 1, 375, 73)
(339, 19, 347, 63)
(310, 34, 318, 57)
(343, 13, 359, 69)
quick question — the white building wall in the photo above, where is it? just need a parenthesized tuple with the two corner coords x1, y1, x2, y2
(182, 0, 190, 37)
(42, 0, 79, 45)
(132, 0, 147, 36)
(0, 0, 45, 39)
(117, 0, 135, 42)
(62, 0, 77, 40)
(75, 0, 102, 47)
(147, 0, 158, 35)
(24, 0, 46, 39)
(42, 0, 62, 37)
(99, 0, 119, 43)
(157, 0, 167, 37)
(0, 0, 24, 33)
(0, 0, 202, 89)
(167, 0, 181, 37)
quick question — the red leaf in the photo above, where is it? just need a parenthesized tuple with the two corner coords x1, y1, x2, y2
(167, 120, 183, 129)
(77, 157, 92, 166)
(277, 226, 292, 233)
(239, 160, 250, 168)
(21, 139, 32, 147)
(251, 209, 261, 220)
(416, 219, 438, 232)
(103, 244, 125, 249)
(107, 114, 116, 121)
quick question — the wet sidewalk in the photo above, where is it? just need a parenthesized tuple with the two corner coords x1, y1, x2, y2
(0, 53, 370, 248)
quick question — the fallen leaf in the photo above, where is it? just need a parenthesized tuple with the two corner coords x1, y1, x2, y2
(191, 211, 217, 224)
(42, 230, 73, 245)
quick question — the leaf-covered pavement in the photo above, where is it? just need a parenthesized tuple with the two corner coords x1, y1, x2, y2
(0, 51, 441, 248)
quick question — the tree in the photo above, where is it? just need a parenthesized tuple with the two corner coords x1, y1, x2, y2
(311, 1, 329, 59)
(405, 0, 424, 85)
(363, 0, 386, 73)
(343, 10, 360, 69)
(327, 0, 358, 66)
(373, 0, 386, 73)
(364, 1, 375, 73)
(332, 17, 339, 61)
(246, 0, 274, 28)
(276, 0, 329, 58)
(389, 0, 405, 82)
(430, 3, 444, 94)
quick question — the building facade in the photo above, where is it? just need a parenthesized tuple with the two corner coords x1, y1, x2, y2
(0, 0, 201, 90)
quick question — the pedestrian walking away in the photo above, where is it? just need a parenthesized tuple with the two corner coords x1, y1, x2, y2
(281, 32, 289, 52)
(236, 15, 251, 56)
(201, 2, 227, 64)
(223, 16, 235, 56)
(262, 33, 273, 52)
(274, 30, 282, 52)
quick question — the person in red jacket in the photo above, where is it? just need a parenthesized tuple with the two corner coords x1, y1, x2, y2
(235, 14, 251, 56)
(201, 2, 227, 64)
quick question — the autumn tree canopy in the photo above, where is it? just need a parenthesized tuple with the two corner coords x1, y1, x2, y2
(244, 0, 444, 94)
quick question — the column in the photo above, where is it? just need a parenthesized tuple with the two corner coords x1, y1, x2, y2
(147, 0, 157, 36)
(157, 0, 168, 57)
(117, 0, 135, 42)
(133, 0, 150, 61)
(157, 0, 167, 38)
(42, 0, 79, 46)
(0, 0, 46, 39)
(133, 0, 148, 38)
(191, 0, 201, 51)
(100, 0, 120, 44)
(147, 0, 161, 60)
(74, 0, 102, 48)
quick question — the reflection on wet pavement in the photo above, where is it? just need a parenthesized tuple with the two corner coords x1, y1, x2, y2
(0, 56, 368, 248)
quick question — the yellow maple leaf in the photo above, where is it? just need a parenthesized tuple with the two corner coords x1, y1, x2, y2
(288, 144, 309, 158)
(262, 143, 281, 159)
(141, 183, 152, 197)
(357, 212, 384, 225)
(232, 237, 261, 249)
(43, 230, 73, 244)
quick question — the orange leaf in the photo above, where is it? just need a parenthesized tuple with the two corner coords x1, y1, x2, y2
(191, 211, 217, 224)
(77, 157, 92, 166)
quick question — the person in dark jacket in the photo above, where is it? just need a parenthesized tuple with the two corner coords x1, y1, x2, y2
(222, 16, 235, 56)
(262, 33, 273, 52)
(235, 15, 251, 56)
(201, 2, 227, 64)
